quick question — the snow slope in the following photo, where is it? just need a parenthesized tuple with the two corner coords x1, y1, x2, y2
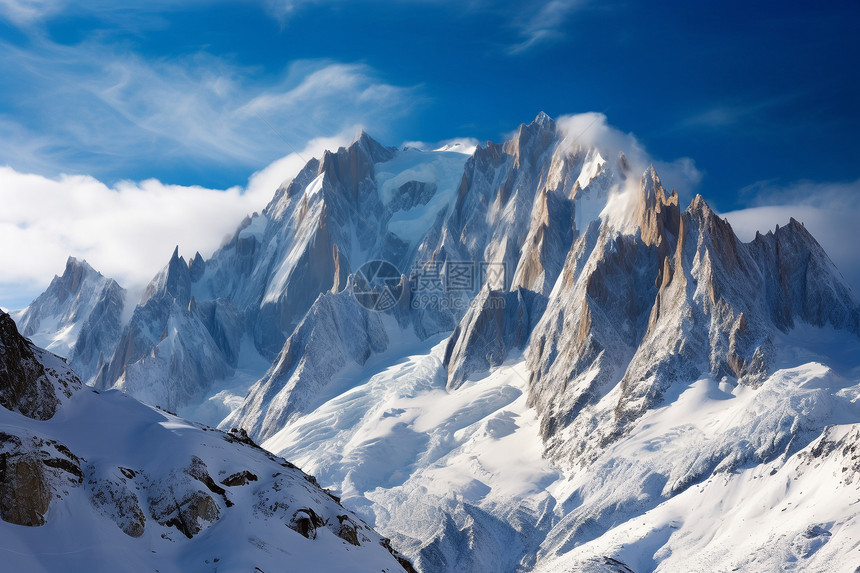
(0, 311, 415, 573)
(261, 329, 860, 572)
(261, 340, 564, 572)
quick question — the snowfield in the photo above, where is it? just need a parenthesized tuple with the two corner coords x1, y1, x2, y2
(256, 330, 860, 572)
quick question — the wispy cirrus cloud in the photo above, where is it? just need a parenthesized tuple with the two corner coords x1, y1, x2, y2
(0, 32, 420, 182)
(507, 0, 586, 54)
(676, 90, 810, 133)
(259, 0, 586, 55)
(0, 0, 61, 24)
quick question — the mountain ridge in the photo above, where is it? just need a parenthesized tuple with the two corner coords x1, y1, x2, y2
(12, 112, 860, 572)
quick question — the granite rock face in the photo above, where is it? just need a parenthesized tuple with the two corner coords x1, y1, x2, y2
(0, 311, 80, 420)
(527, 170, 860, 465)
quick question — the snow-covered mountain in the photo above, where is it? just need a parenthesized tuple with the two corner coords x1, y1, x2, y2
(15, 112, 860, 571)
(0, 310, 415, 572)
(12, 256, 127, 382)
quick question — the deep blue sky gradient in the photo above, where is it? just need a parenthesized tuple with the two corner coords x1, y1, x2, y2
(1, 0, 858, 211)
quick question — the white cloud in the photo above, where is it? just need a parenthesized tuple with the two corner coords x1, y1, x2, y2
(507, 0, 585, 54)
(0, 0, 61, 24)
(0, 133, 351, 309)
(553, 112, 701, 233)
(556, 112, 702, 193)
(721, 178, 860, 297)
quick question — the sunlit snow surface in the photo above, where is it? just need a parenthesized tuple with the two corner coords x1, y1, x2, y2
(256, 327, 860, 572)
(0, 381, 406, 573)
(375, 149, 470, 243)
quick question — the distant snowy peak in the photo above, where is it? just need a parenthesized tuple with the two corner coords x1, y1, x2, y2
(15, 257, 112, 342)
(94, 245, 242, 410)
(433, 141, 477, 155)
(12, 256, 126, 382)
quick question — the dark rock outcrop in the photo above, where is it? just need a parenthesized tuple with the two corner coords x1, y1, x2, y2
(0, 312, 79, 420)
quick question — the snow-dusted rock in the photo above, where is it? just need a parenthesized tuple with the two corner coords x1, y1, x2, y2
(223, 289, 389, 442)
(12, 257, 127, 381)
(0, 312, 415, 572)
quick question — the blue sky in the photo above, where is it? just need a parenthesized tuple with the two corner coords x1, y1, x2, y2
(1, 0, 859, 307)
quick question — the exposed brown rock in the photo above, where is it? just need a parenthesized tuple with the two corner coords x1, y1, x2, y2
(289, 507, 323, 539)
(0, 455, 51, 526)
(187, 456, 232, 507)
(89, 472, 147, 538)
(221, 470, 258, 487)
(336, 515, 360, 546)
(0, 312, 61, 420)
(161, 491, 219, 539)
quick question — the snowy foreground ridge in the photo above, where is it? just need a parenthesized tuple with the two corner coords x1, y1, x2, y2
(0, 311, 416, 572)
(10, 113, 860, 572)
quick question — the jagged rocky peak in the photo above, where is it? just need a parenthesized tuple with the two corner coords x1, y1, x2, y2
(11, 257, 127, 383)
(446, 164, 678, 391)
(15, 256, 105, 335)
(635, 165, 681, 250)
(319, 131, 396, 201)
(748, 213, 860, 334)
(188, 250, 206, 282)
(140, 246, 190, 306)
(504, 111, 558, 169)
(527, 179, 860, 461)
(54, 256, 90, 302)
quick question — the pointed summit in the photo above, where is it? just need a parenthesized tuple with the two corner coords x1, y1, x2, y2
(635, 165, 680, 249)
(60, 256, 98, 279)
(189, 251, 206, 282)
(351, 130, 396, 164)
(319, 131, 396, 202)
(505, 112, 558, 168)
(533, 110, 554, 126)
(140, 246, 190, 306)
(352, 128, 372, 144)
(56, 256, 91, 300)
